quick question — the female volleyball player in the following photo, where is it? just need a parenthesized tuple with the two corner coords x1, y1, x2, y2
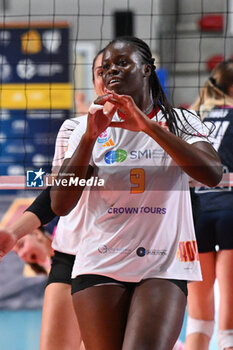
(185, 60, 233, 350)
(51, 36, 222, 350)
(0, 49, 105, 350)
(13, 220, 57, 273)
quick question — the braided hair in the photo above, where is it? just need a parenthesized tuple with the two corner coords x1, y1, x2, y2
(104, 36, 203, 136)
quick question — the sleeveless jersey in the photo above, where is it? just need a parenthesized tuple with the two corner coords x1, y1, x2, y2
(65, 108, 210, 282)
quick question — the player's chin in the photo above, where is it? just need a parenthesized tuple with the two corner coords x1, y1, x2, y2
(108, 85, 126, 95)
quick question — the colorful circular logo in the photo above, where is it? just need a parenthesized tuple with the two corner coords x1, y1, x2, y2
(104, 149, 127, 164)
(97, 130, 108, 144)
(98, 245, 108, 254)
(137, 247, 146, 257)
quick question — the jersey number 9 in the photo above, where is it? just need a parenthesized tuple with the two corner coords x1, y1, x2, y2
(130, 168, 145, 194)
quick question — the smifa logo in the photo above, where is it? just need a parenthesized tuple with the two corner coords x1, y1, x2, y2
(104, 149, 127, 164)
(26, 168, 45, 187)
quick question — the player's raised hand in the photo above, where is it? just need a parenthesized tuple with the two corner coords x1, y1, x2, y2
(0, 228, 17, 261)
(102, 90, 153, 132)
(86, 94, 117, 140)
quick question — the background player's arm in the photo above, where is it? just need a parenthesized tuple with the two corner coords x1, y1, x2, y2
(0, 187, 57, 260)
(0, 211, 41, 260)
(0, 119, 76, 260)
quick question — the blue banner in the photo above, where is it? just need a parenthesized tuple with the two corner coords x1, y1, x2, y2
(0, 24, 69, 83)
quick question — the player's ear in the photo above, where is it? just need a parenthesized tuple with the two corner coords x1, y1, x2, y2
(143, 63, 151, 77)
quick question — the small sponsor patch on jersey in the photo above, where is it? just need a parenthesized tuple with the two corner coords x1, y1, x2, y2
(102, 138, 115, 147)
(97, 130, 108, 144)
(176, 240, 199, 262)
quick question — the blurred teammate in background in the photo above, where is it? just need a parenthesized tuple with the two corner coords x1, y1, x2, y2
(185, 59, 233, 350)
(13, 219, 57, 274)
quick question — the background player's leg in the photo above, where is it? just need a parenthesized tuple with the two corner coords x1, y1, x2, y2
(185, 252, 216, 350)
(216, 249, 233, 350)
(40, 283, 84, 350)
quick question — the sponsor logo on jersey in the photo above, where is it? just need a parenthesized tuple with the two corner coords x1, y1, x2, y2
(108, 206, 166, 215)
(97, 129, 115, 147)
(136, 246, 167, 257)
(97, 130, 108, 144)
(104, 147, 165, 162)
(98, 244, 132, 255)
(136, 247, 146, 257)
(104, 149, 127, 164)
(102, 138, 115, 147)
(129, 148, 165, 160)
(98, 245, 108, 254)
(176, 240, 199, 262)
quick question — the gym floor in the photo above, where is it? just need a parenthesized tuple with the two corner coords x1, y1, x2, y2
(0, 305, 219, 349)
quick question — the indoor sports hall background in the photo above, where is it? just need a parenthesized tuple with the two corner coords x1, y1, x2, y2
(0, 0, 231, 349)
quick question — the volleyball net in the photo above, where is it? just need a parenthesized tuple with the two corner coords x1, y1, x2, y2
(0, 0, 232, 190)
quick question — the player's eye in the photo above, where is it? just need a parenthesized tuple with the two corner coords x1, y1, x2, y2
(119, 59, 127, 66)
(103, 63, 110, 70)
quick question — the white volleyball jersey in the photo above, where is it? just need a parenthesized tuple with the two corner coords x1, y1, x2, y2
(51, 115, 88, 254)
(66, 108, 210, 281)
